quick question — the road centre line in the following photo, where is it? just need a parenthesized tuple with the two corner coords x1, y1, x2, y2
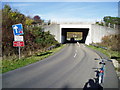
(77, 42, 80, 47)
(74, 53, 77, 58)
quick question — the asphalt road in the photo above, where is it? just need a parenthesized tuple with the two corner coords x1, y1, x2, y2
(2, 43, 119, 89)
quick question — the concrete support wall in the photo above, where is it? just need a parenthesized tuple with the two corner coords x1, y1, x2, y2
(91, 24, 119, 43)
(43, 24, 61, 42)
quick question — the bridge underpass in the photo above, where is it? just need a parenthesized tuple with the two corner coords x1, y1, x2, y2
(43, 24, 119, 45)
(62, 28, 89, 43)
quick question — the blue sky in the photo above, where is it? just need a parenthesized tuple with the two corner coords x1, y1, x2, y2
(2, 2, 118, 23)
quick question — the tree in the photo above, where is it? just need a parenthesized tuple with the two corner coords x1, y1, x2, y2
(3, 4, 11, 13)
(33, 15, 42, 24)
(25, 17, 34, 26)
(2, 5, 26, 56)
(2, 4, 58, 59)
(33, 15, 40, 20)
(96, 16, 120, 29)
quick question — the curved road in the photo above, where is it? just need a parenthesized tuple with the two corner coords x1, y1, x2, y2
(2, 44, 119, 88)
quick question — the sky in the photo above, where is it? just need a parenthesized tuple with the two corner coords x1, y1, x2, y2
(2, 1, 119, 23)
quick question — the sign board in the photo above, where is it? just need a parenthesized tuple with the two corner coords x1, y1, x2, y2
(12, 24, 24, 35)
(14, 36, 24, 41)
(13, 41, 24, 47)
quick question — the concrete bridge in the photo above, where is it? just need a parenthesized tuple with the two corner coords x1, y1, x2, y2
(43, 24, 119, 45)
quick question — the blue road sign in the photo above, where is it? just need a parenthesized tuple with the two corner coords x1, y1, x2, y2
(12, 24, 24, 35)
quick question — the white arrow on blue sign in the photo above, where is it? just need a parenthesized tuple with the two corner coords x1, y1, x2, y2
(12, 24, 24, 35)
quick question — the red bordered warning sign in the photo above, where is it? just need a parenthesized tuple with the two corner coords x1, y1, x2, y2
(13, 41, 24, 47)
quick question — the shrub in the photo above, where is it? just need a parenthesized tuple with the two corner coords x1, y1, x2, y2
(99, 34, 120, 51)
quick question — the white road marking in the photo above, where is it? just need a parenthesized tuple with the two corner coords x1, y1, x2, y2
(77, 42, 80, 47)
(74, 53, 77, 58)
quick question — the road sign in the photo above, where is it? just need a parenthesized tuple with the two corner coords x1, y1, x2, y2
(12, 24, 24, 35)
(13, 41, 24, 47)
(14, 36, 24, 41)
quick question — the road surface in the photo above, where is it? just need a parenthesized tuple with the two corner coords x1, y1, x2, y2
(2, 44, 119, 89)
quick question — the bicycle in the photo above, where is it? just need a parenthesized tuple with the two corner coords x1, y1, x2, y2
(94, 58, 112, 84)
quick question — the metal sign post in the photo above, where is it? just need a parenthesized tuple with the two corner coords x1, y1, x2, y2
(19, 47, 20, 59)
(13, 41, 24, 59)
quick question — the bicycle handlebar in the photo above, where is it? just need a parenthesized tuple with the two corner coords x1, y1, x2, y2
(94, 58, 112, 62)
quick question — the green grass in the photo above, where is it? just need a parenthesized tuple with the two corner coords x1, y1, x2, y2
(88, 45, 120, 75)
(2, 44, 65, 73)
(87, 45, 120, 63)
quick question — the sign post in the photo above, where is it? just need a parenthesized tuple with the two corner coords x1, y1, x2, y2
(12, 24, 24, 59)
(19, 47, 20, 59)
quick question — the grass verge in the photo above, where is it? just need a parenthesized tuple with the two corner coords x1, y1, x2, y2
(88, 45, 120, 72)
(87, 45, 120, 63)
(2, 44, 65, 73)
